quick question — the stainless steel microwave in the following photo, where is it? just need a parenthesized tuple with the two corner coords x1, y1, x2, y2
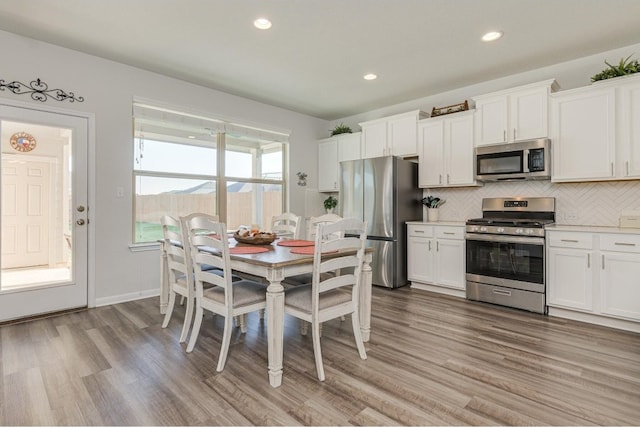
(475, 139, 551, 181)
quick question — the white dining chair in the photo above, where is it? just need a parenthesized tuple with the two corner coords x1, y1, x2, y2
(284, 217, 368, 381)
(271, 212, 301, 240)
(183, 214, 267, 372)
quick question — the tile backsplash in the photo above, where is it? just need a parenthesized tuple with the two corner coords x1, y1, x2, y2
(423, 180, 640, 226)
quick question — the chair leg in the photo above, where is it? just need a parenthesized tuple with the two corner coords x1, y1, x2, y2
(311, 320, 325, 381)
(162, 290, 176, 328)
(179, 295, 186, 306)
(217, 316, 234, 372)
(240, 313, 248, 333)
(300, 320, 308, 336)
(179, 295, 194, 343)
(259, 308, 265, 320)
(233, 315, 240, 327)
(351, 312, 367, 360)
(186, 305, 204, 353)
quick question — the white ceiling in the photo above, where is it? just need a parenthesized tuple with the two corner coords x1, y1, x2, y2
(1, 0, 640, 120)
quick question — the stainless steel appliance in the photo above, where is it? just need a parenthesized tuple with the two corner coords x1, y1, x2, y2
(475, 138, 551, 181)
(340, 156, 422, 288)
(465, 197, 555, 313)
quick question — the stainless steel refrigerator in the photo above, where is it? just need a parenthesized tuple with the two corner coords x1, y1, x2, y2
(339, 156, 423, 288)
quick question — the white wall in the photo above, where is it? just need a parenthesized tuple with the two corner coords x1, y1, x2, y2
(0, 29, 329, 304)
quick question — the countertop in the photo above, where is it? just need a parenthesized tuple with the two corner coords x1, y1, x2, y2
(406, 220, 466, 226)
(546, 224, 640, 235)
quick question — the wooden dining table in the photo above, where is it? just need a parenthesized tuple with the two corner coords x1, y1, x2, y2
(159, 237, 373, 388)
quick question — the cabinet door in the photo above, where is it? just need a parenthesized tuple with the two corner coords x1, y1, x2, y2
(445, 114, 475, 186)
(600, 252, 640, 321)
(388, 114, 418, 157)
(475, 96, 508, 146)
(619, 80, 640, 178)
(337, 132, 361, 163)
(362, 121, 387, 159)
(407, 236, 435, 283)
(435, 238, 465, 290)
(547, 247, 593, 311)
(318, 139, 338, 192)
(418, 120, 445, 187)
(551, 87, 616, 181)
(510, 86, 549, 141)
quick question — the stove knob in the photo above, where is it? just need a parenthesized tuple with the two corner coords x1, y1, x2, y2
(516, 228, 524, 234)
(480, 226, 488, 232)
(497, 227, 505, 233)
(527, 229, 535, 235)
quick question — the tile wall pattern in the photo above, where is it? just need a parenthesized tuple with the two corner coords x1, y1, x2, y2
(424, 180, 640, 226)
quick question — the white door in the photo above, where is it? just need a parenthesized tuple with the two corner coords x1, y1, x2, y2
(0, 104, 88, 322)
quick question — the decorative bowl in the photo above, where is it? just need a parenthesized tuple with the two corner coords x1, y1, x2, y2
(233, 231, 277, 245)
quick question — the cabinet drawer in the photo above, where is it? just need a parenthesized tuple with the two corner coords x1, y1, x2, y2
(435, 226, 464, 240)
(408, 224, 433, 237)
(547, 232, 593, 249)
(600, 234, 640, 253)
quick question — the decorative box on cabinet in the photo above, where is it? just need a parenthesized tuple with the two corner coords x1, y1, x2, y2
(317, 132, 361, 192)
(418, 110, 478, 188)
(551, 74, 640, 182)
(407, 223, 465, 297)
(473, 79, 558, 146)
(359, 110, 428, 159)
(546, 228, 640, 333)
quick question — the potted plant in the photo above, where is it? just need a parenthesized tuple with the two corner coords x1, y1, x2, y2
(330, 123, 352, 136)
(324, 195, 338, 213)
(591, 54, 640, 82)
(420, 196, 446, 222)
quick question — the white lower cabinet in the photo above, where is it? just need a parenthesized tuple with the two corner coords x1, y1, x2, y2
(407, 223, 465, 296)
(547, 229, 640, 330)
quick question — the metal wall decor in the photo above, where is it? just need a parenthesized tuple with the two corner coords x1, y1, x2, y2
(10, 132, 37, 152)
(296, 171, 308, 186)
(0, 77, 84, 103)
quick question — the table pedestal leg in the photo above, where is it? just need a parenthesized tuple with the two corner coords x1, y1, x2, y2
(359, 252, 372, 342)
(160, 240, 168, 314)
(266, 271, 285, 387)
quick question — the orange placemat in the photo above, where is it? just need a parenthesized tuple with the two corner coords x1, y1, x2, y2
(289, 246, 338, 255)
(230, 246, 269, 254)
(277, 239, 315, 247)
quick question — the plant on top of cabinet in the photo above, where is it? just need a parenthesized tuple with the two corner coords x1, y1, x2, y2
(330, 123, 352, 136)
(591, 54, 640, 82)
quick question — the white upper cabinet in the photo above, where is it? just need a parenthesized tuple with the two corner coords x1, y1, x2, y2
(550, 86, 616, 181)
(317, 132, 361, 192)
(473, 79, 558, 146)
(550, 74, 640, 182)
(418, 111, 476, 188)
(359, 110, 428, 158)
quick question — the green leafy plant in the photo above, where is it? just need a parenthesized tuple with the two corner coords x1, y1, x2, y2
(324, 195, 338, 210)
(330, 123, 352, 136)
(420, 196, 446, 208)
(591, 54, 640, 82)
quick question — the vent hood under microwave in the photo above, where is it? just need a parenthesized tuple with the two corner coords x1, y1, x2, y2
(475, 139, 551, 182)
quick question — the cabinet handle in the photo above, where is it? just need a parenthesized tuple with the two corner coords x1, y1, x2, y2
(493, 289, 511, 297)
(614, 242, 636, 247)
(439, 174, 442, 184)
(447, 174, 450, 184)
(626, 161, 630, 176)
(414, 230, 425, 234)
(428, 241, 432, 251)
(611, 162, 614, 176)
(436, 241, 439, 251)
(602, 254, 605, 270)
(560, 239, 579, 243)
(503, 130, 506, 141)
(443, 232, 455, 235)
(587, 253, 590, 268)
(513, 128, 516, 140)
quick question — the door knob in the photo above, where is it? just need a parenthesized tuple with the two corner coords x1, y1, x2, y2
(77, 205, 86, 212)
(76, 219, 85, 226)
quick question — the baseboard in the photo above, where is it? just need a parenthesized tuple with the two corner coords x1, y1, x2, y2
(410, 282, 466, 298)
(548, 307, 640, 334)
(95, 288, 160, 307)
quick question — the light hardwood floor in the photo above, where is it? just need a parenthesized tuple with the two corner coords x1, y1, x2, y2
(1, 286, 639, 425)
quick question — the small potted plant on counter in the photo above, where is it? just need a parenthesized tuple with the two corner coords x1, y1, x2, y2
(324, 195, 338, 213)
(420, 196, 446, 222)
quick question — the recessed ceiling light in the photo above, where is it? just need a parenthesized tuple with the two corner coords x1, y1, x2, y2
(188, 135, 196, 139)
(254, 18, 272, 30)
(482, 31, 503, 42)
(363, 73, 377, 81)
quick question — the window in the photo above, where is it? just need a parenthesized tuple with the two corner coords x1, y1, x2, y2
(133, 102, 288, 244)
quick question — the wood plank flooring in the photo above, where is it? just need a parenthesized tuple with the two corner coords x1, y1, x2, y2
(1, 287, 639, 425)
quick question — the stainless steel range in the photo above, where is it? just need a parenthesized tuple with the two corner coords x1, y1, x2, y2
(465, 197, 555, 314)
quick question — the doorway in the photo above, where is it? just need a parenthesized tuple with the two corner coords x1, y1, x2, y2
(0, 103, 89, 322)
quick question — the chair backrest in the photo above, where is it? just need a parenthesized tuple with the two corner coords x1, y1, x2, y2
(182, 213, 234, 311)
(271, 212, 301, 239)
(311, 218, 367, 314)
(306, 213, 343, 241)
(161, 215, 189, 285)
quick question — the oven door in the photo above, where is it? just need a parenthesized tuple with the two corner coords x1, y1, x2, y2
(465, 233, 545, 292)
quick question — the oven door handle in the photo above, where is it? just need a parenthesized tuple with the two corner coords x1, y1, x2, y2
(465, 233, 545, 246)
